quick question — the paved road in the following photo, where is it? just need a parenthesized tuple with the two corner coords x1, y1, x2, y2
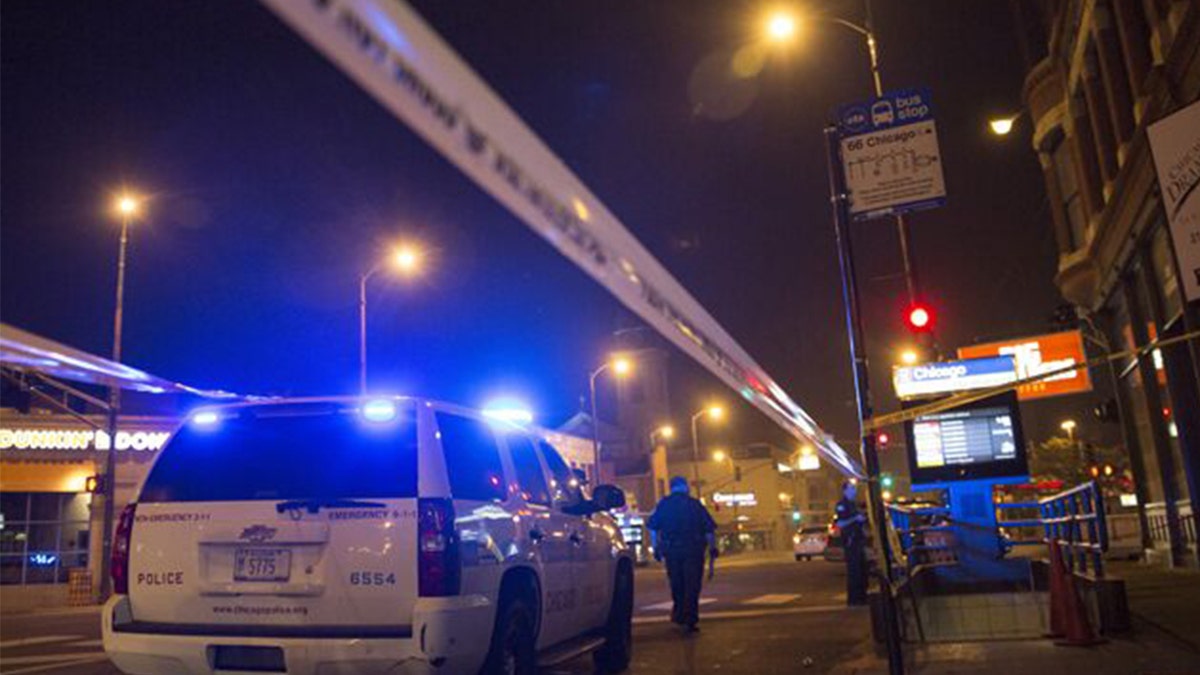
(0, 552, 864, 674)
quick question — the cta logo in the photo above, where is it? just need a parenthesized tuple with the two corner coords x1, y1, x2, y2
(841, 106, 869, 133)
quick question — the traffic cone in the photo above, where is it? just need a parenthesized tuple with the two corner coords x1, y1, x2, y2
(1045, 540, 1105, 647)
(1044, 540, 1068, 639)
(1055, 568, 1105, 647)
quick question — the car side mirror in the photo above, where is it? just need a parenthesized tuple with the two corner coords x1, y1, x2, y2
(592, 484, 626, 511)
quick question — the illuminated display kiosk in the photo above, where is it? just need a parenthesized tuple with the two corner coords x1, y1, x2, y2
(903, 391, 1030, 580)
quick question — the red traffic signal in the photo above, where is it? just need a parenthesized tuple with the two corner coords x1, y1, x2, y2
(876, 432, 890, 447)
(905, 304, 934, 332)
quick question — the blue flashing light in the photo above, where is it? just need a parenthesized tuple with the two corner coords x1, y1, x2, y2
(361, 399, 398, 423)
(482, 400, 534, 425)
(191, 411, 220, 427)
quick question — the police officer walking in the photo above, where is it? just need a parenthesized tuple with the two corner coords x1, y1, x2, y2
(647, 476, 718, 633)
(835, 479, 869, 606)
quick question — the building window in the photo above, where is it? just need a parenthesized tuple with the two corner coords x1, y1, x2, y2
(0, 493, 90, 585)
(1050, 133, 1088, 250)
(1150, 225, 1183, 324)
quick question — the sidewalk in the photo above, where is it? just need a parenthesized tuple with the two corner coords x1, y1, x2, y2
(1110, 559, 1200, 651)
(830, 560, 1200, 674)
(831, 623, 1200, 674)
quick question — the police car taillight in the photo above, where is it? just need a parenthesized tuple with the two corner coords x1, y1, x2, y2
(417, 499, 460, 597)
(111, 503, 137, 595)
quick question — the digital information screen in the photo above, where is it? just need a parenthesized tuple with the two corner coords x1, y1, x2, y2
(905, 390, 1028, 487)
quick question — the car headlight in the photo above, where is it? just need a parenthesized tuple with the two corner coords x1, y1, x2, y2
(792, 534, 801, 545)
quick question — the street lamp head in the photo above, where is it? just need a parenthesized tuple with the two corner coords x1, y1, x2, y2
(1060, 419, 1077, 432)
(711, 449, 727, 463)
(392, 244, 421, 276)
(766, 11, 797, 42)
(989, 115, 1018, 136)
(115, 194, 141, 218)
(707, 405, 724, 421)
(658, 425, 675, 440)
(900, 349, 919, 365)
(611, 356, 634, 377)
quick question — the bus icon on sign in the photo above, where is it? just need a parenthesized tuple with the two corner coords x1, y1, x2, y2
(871, 101, 895, 127)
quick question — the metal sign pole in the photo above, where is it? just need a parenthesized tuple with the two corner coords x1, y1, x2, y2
(825, 123, 905, 674)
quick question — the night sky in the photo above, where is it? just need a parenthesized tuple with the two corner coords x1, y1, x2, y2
(0, 1, 1118, 471)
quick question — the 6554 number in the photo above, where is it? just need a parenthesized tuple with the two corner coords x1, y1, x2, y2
(350, 571, 396, 586)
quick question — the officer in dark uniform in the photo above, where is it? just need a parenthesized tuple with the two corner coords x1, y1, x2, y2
(835, 479, 869, 606)
(647, 476, 717, 633)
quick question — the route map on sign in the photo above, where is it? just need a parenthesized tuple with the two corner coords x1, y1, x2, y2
(837, 88, 947, 220)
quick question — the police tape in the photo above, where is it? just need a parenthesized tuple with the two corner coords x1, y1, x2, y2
(865, 328, 1200, 431)
(258, 0, 863, 476)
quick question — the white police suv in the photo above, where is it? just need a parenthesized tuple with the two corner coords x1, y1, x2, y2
(102, 397, 634, 674)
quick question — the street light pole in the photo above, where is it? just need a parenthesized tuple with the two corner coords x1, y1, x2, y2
(99, 196, 137, 600)
(588, 363, 609, 480)
(358, 244, 423, 395)
(359, 265, 381, 395)
(825, 124, 905, 674)
(689, 407, 723, 497)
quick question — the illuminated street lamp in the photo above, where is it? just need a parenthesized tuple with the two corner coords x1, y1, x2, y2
(359, 242, 425, 394)
(589, 354, 635, 476)
(989, 115, 1018, 136)
(650, 424, 675, 447)
(690, 405, 725, 494)
(711, 449, 728, 463)
(900, 348, 919, 366)
(1061, 419, 1078, 441)
(765, 11, 797, 42)
(99, 190, 143, 599)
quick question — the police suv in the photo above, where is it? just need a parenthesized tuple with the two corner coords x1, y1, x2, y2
(102, 397, 635, 674)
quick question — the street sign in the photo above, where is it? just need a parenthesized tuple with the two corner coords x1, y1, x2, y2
(892, 355, 1017, 400)
(837, 88, 947, 220)
(1147, 100, 1200, 303)
(957, 330, 1092, 400)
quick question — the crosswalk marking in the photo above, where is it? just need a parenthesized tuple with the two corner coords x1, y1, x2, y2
(640, 598, 717, 612)
(66, 639, 103, 648)
(0, 635, 82, 650)
(0, 654, 109, 675)
(0, 652, 106, 666)
(743, 593, 802, 605)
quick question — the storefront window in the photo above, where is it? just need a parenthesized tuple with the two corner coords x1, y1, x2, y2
(0, 493, 90, 585)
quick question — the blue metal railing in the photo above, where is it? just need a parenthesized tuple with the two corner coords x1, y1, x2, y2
(886, 503, 955, 572)
(1039, 481, 1108, 577)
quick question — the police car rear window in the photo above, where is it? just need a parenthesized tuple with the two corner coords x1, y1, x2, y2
(139, 404, 418, 502)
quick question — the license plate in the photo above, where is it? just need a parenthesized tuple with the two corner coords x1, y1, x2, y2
(234, 548, 291, 582)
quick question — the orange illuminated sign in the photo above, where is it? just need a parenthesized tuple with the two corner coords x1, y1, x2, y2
(957, 330, 1092, 400)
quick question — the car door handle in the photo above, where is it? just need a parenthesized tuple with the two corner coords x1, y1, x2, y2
(529, 529, 545, 542)
(569, 532, 583, 545)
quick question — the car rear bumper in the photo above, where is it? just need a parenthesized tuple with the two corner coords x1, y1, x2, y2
(102, 594, 493, 675)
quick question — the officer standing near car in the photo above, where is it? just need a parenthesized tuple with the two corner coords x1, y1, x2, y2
(647, 476, 717, 633)
(835, 479, 869, 606)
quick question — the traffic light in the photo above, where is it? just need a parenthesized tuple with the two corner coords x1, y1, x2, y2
(876, 432, 890, 448)
(880, 473, 894, 489)
(904, 303, 935, 333)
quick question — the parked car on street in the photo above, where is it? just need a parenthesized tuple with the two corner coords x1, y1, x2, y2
(102, 397, 635, 675)
(792, 526, 829, 561)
